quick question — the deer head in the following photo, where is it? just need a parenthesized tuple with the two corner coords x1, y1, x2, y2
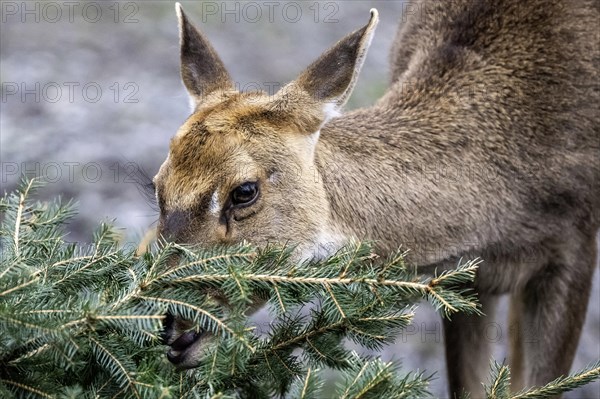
(153, 4, 378, 261)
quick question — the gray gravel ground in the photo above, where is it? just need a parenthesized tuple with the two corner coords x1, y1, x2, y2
(1, 1, 598, 397)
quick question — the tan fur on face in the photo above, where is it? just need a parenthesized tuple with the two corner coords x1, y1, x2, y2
(154, 89, 335, 248)
(156, 6, 376, 251)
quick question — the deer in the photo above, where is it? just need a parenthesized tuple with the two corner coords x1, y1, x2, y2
(153, 1, 599, 397)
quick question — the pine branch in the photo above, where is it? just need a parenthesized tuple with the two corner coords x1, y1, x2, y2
(0, 379, 53, 399)
(484, 361, 600, 399)
(335, 354, 431, 399)
(486, 362, 512, 399)
(288, 367, 324, 399)
(1, 179, 598, 399)
(90, 336, 141, 399)
(12, 177, 34, 258)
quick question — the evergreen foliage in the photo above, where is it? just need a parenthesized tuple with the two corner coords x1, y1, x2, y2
(0, 179, 598, 398)
(485, 361, 600, 399)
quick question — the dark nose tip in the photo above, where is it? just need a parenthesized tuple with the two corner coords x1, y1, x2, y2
(158, 209, 191, 243)
(170, 330, 201, 351)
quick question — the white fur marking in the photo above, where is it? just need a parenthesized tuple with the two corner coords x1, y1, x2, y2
(308, 130, 321, 147)
(322, 102, 341, 123)
(297, 230, 348, 263)
(268, 171, 280, 184)
(188, 95, 198, 112)
(209, 190, 221, 215)
(302, 129, 321, 163)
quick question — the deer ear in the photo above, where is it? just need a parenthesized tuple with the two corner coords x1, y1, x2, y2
(289, 9, 378, 119)
(176, 3, 233, 108)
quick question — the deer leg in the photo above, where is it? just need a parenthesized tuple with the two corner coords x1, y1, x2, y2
(444, 293, 498, 399)
(509, 291, 526, 392)
(516, 235, 596, 391)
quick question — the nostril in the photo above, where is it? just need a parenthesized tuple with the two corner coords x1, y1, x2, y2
(167, 349, 181, 364)
(171, 330, 201, 351)
(166, 330, 203, 366)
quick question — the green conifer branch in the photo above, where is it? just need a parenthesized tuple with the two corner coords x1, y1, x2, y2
(486, 361, 600, 399)
(0, 179, 598, 398)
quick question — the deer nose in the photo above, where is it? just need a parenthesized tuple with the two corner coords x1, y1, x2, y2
(158, 209, 190, 242)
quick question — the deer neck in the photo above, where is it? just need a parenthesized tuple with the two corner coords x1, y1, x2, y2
(313, 103, 441, 260)
(312, 97, 494, 267)
(315, 105, 392, 248)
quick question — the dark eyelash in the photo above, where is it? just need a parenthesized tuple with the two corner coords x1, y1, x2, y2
(119, 162, 159, 213)
(140, 182, 159, 212)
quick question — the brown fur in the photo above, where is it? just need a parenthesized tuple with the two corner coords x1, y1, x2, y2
(155, 2, 599, 397)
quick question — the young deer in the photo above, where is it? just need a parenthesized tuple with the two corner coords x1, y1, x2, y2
(155, 2, 599, 397)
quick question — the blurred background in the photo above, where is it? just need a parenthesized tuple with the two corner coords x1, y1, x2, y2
(1, 1, 598, 397)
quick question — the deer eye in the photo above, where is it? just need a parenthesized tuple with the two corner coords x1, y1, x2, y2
(231, 182, 259, 207)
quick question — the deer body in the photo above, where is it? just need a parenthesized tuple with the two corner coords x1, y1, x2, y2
(156, 1, 599, 397)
